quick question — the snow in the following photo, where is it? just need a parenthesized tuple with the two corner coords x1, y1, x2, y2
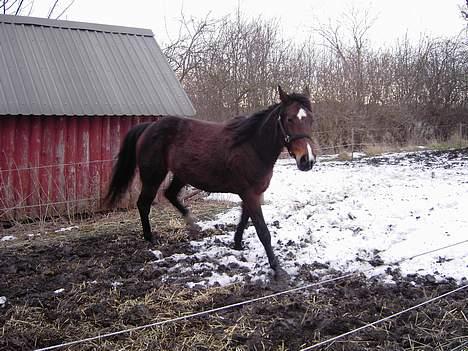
(54, 288, 65, 294)
(149, 249, 163, 259)
(153, 150, 468, 287)
(54, 226, 79, 233)
(1, 235, 16, 241)
(0, 296, 6, 307)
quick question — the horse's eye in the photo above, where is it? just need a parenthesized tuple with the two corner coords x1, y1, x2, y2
(287, 117, 293, 122)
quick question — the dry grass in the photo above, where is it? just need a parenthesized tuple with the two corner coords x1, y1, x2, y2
(336, 151, 353, 161)
(361, 144, 395, 156)
(427, 133, 468, 151)
(14, 281, 464, 350)
(320, 139, 468, 161)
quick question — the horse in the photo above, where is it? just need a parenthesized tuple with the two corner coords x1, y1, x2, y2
(104, 86, 317, 279)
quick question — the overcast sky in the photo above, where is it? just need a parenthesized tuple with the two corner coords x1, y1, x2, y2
(34, 0, 467, 47)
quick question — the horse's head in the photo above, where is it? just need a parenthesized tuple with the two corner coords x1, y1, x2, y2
(277, 85, 317, 171)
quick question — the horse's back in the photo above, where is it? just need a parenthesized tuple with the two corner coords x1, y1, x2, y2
(156, 117, 239, 191)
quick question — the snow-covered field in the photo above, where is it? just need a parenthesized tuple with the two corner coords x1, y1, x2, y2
(152, 149, 468, 287)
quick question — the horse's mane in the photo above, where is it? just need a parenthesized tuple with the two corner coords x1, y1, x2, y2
(225, 93, 311, 147)
(226, 104, 279, 147)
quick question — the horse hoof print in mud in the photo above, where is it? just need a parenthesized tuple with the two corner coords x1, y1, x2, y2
(105, 86, 317, 280)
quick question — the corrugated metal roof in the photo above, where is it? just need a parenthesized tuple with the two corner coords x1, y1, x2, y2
(0, 14, 195, 117)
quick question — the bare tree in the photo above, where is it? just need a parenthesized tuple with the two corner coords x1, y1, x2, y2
(314, 6, 375, 104)
(163, 10, 467, 146)
(165, 10, 297, 120)
(461, 0, 468, 21)
(163, 13, 218, 83)
(1, 0, 74, 19)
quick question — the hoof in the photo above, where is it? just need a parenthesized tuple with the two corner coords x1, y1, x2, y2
(274, 267, 290, 282)
(187, 224, 201, 236)
(144, 233, 160, 245)
(185, 214, 202, 233)
(184, 214, 200, 231)
(188, 223, 202, 232)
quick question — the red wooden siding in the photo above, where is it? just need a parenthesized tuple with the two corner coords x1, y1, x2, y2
(0, 115, 159, 220)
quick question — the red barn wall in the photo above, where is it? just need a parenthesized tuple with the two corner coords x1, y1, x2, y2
(0, 115, 159, 220)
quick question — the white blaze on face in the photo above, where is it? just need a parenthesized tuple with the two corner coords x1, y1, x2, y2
(307, 142, 314, 162)
(297, 108, 307, 120)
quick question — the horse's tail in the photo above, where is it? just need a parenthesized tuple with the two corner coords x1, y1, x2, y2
(103, 123, 152, 207)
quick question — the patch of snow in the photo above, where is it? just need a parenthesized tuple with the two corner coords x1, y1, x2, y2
(54, 288, 65, 294)
(0, 296, 6, 307)
(111, 281, 123, 287)
(352, 152, 367, 159)
(206, 193, 241, 203)
(154, 150, 468, 287)
(149, 249, 163, 259)
(54, 226, 78, 233)
(1, 235, 16, 241)
(206, 272, 241, 286)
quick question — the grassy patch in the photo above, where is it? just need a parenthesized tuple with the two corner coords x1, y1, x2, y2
(361, 144, 393, 156)
(427, 133, 468, 151)
(336, 151, 353, 161)
(1, 198, 234, 247)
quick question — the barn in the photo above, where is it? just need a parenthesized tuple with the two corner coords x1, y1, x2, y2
(0, 14, 195, 221)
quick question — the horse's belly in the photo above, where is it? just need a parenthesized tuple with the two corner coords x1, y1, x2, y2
(167, 138, 268, 195)
(179, 171, 236, 194)
(169, 159, 237, 194)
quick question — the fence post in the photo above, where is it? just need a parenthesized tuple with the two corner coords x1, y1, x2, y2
(459, 123, 463, 139)
(351, 128, 355, 161)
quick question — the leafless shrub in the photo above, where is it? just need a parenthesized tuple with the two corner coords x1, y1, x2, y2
(164, 9, 468, 149)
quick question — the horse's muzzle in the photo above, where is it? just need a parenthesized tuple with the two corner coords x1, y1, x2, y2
(297, 154, 315, 171)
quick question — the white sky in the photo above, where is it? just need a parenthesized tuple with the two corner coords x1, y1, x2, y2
(33, 0, 467, 47)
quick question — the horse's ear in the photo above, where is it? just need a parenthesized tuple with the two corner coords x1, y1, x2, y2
(278, 85, 289, 103)
(303, 85, 311, 97)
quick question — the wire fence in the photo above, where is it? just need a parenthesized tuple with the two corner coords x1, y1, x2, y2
(299, 284, 468, 351)
(0, 159, 114, 174)
(32, 239, 468, 351)
(1, 123, 466, 173)
(0, 197, 101, 214)
(0, 158, 118, 219)
(1, 123, 467, 217)
(450, 340, 468, 351)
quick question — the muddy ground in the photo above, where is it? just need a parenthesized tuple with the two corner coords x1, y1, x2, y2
(1, 149, 467, 351)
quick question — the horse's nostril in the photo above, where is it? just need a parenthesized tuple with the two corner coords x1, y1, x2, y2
(298, 154, 314, 171)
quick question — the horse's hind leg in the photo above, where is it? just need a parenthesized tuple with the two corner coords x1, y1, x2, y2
(164, 175, 198, 229)
(137, 172, 166, 243)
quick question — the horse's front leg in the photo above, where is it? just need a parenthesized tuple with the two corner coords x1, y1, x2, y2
(233, 203, 249, 250)
(242, 193, 288, 281)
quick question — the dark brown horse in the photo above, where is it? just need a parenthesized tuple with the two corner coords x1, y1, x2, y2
(104, 86, 317, 278)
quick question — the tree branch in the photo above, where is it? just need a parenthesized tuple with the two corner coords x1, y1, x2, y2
(54, 0, 74, 19)
(47, 0, 58, 18)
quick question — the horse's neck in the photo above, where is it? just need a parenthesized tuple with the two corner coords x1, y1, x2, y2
(253, 113, 284, 167)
